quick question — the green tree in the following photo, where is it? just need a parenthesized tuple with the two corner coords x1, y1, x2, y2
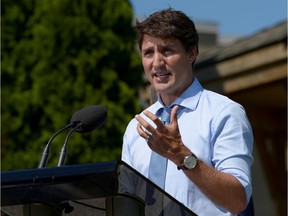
(1, 0, 143, 170)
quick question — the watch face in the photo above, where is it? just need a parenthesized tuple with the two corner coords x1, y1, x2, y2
(184, 155, 197, 169)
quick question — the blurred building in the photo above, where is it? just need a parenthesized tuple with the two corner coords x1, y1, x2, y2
(195, 20, 287, 216)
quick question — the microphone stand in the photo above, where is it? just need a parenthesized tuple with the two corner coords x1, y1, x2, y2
(57, 123, 83, 167)
(38, 123, 74, 168)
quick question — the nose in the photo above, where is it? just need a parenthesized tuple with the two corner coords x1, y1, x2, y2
(152, 52, 164, 70)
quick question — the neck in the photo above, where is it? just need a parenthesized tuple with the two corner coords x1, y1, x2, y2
(160, 76, 194, 106)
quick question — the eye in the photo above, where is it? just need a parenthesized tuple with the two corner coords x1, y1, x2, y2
(143, 50, 153, 57)
(162, 49, 174, 56)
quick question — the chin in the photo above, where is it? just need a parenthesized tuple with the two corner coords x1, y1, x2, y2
(154, 85, 171, 94)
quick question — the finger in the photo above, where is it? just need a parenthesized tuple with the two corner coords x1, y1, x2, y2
(137, 123, 152, 142)
(170, 105, 179, 124)
(135, 113, 157, 133)
(136, 123, 154, 145)
(135, 114, 149, 128)
(143, 110, 163, 128)
(136, 123, 148, 138)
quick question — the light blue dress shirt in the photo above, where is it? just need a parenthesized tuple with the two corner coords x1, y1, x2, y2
(121, 77, 254, 216)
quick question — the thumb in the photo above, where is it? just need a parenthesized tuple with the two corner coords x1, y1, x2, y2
(170, 105, 179, 124)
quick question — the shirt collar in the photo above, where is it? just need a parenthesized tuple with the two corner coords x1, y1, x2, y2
(154, 76, 203, 112)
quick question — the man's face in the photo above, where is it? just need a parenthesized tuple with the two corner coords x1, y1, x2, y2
(141, 34, 196, 103)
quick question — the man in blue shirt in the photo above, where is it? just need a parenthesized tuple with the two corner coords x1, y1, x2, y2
(121, 9, 253, 216)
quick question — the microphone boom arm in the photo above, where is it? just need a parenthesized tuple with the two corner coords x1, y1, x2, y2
(38, 123, 74, 168)
(57, 123, 83, 167)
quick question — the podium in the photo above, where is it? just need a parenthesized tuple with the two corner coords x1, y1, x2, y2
(1, 161, 196, 216)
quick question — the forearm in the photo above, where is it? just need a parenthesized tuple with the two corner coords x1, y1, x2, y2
(183, 159, 247, 214)
(168, 144, 248, 214)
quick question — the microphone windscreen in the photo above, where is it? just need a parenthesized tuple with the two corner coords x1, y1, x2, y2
(70, 105, 107, 133)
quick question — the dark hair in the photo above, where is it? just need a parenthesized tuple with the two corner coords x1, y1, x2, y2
(135, 9, 199, 56)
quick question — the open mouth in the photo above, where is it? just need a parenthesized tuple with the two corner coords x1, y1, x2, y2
(154, 72, 170, 78)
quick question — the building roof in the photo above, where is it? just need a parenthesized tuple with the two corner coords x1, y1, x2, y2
(195, 20, 287, 67)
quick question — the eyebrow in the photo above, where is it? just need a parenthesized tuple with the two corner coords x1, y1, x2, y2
(142, 43, 177, 52)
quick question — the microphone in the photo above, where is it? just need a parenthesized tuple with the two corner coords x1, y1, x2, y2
(38, 105, 107, 168)
(57, 105, 107, 166)
(70, 105, 107, 133)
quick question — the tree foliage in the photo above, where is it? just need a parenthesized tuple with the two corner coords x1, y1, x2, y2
(1, 0, 143, 170)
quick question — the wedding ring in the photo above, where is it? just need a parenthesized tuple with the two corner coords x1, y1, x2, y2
(146, 133, 153, 143)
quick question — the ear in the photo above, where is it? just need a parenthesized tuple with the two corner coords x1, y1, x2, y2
(187, 46, 197, 64)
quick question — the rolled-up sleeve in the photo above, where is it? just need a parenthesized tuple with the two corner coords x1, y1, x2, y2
(212, 103, 254, 204)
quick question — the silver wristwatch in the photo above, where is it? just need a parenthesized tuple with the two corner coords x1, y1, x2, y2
(177, 153, 198, 170)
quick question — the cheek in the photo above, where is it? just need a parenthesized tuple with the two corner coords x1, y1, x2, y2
(143, 64, 152, 79)
(142, 59, 152, 71)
